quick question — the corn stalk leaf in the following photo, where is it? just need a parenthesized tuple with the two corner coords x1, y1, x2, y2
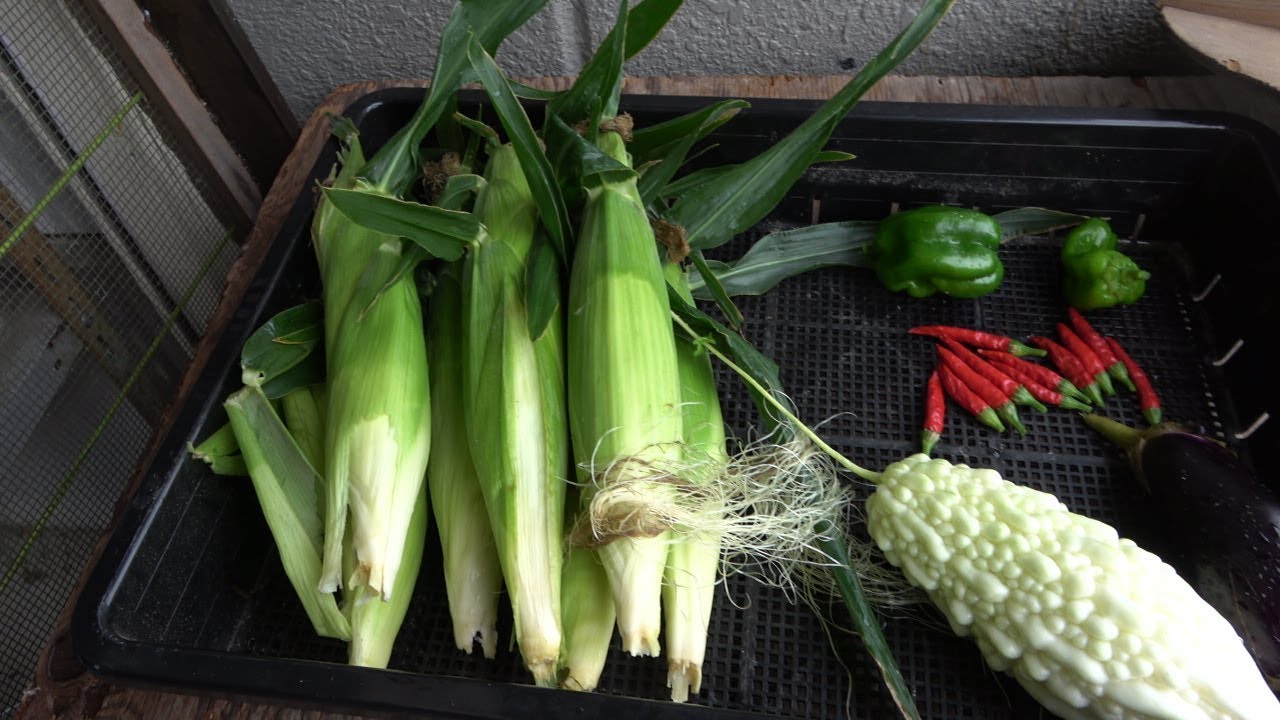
(225, 385, 349, 640)
(468, 35, 571, 262)
(451, 111, 501, 147)
(690, 221, 878, 299)
(622, 0, 685, 58)
(660, 0, 954, 250)
(814, 149, 856, 164)
(435, 174, 487, 210)
(546, 0, 628, 127)
(688, 250, 743, 329)
(667, 286, 791, 429)
(364, 0, 551, 192)
(637, 100, 748, 207)
(508, 80, 560, 100)
(992, 206, 1088, 240)
(322, 187, 482, 261)
(817, 520, 920, 720)
(661, 164, 733, 198)
(525, 229, 561, 340)
(241, 302, 324, 390)
(630, 100, 747, 166)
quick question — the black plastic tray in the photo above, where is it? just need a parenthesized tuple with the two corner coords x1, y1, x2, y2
(73, 89, 1280, 719)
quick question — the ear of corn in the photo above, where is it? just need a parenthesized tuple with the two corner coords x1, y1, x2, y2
(223, 385, 350, 641)
(567, 129, 683, 657)
(663, 264, 727, 702)
(311, 129, 432, 601)
(427, 261, 502, 659)
(343, 483, 429, 668)
(559, 525, 617, 691)
(463, 143, 568, 685)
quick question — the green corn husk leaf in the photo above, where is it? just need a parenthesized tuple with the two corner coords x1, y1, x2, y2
(281, 385, 326, 486)
(427, 261, 502, 659)
(567, 131, 681, 658)
(464, 144, 568, 686)
(559, 488, 617, 692)
(663, 265, 727, 703)
(343, 483, 429, 668)
(660, 0, 955, 250)
(189, 421, 247, 476)
(224, 385, 349, 640)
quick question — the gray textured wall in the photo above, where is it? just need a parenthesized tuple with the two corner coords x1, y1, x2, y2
(226, 0, 1197, 123)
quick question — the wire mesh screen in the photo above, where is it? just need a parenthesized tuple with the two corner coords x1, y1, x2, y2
(0, 0, 242, 712)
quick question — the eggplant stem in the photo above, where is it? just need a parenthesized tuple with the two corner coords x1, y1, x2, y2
(1082, 413, 1142, 448)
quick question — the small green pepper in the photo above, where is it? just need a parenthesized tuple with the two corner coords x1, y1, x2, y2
(868, 205, 1004, 299)
(1061, 218, 1150, 310)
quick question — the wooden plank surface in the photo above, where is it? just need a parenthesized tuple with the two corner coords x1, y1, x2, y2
(1163, 5, 1280, 91)
(14, 72, 1280, 720)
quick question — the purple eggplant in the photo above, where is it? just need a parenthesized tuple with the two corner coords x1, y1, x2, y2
(1085, 413, 1280, 689)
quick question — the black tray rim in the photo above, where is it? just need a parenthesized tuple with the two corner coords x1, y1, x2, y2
(70, 88, 1280, 718)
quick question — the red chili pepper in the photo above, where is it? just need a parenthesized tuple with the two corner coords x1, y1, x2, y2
(1029, 336, 1105, 407)
(1066, 307, 1137, 392)
(909, 325, 1046, 357)
(937, 363, 1005, 433)
(937, 345, 1027, 435)
(1105, 336, 1163, 425)
(937, 336, 1048, 413)
(982, 354, 1092, 411)
(921, 370, 945, 454)
(1057, 322, 1116, 398)
(978, 349, 1093, 406)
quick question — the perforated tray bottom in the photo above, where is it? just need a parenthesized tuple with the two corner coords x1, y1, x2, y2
(232, 237, 1218, 718)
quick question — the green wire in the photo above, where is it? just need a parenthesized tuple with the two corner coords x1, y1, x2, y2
(0, 91, 143, 261)
(0, 226, 234, 595)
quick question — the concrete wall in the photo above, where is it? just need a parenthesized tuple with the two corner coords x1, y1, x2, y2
(226, 0, 1198, 123)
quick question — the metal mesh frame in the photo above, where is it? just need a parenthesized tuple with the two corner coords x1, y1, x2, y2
(0, 0, 240, 713)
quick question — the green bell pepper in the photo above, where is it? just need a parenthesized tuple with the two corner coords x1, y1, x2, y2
(868, 205, 1005, 299)
(1061, 218, 1150, 310)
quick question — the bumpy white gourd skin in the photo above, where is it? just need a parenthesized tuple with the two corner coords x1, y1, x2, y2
(867, 454, 1280, 720)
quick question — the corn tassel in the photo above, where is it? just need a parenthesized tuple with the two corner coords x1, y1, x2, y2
(567, 129, 682, 657)
(464, 144, 567, 685)
(427, 262, 502, 659)
(663, 266, 727, 702)
(312, 137, 431, 601)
